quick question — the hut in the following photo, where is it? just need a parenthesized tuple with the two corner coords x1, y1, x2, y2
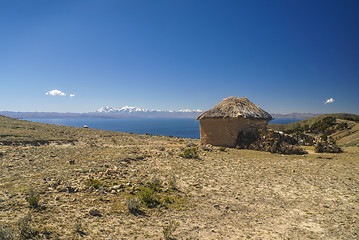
(196, 97, 273, 147)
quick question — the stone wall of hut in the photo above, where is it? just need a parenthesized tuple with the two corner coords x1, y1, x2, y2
(199, 118, 268, 147)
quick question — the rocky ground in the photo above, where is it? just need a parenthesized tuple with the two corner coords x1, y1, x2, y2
(0, 117, 359, 239)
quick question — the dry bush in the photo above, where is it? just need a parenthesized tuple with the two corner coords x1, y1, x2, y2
(314, 141, 343, 153)
(126, 197, 140, 213)
(17, 214, 39, 239)
(237, 129, 307, 155)
(0, 224, 16, 240)
(162, 220, 179, 240)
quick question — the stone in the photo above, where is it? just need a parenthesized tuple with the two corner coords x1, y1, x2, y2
(89, 208, 101, 216)
(112, 184, 123, 190)
(57, 185, 67, 192)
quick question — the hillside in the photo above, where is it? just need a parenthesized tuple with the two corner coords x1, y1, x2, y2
(269, 113, 359, 146)
(1, 116, 359, 239)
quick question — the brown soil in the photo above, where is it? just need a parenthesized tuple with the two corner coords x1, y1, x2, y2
(1, 118, 359, 239)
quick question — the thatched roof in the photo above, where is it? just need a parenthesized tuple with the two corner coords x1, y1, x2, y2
(196, 97, 273, 120)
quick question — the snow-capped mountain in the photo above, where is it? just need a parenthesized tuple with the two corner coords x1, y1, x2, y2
(96, 106, 149, 113)
(178, 109, 203, 113)
(95, 106, 202, 113)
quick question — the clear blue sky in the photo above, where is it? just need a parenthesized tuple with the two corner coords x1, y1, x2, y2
(1, 0, 358, 114)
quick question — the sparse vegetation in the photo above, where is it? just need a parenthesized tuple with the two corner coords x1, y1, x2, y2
(17, 214, 39, 239)
(168, 176, 177, 191)
(314, 141, 343, 153)
(25, 189, 41, 210)
(148, 177, 162, 192)
(237, 129, 307, 155)
(0, 114, 358, 239)
(85, 178, 102, 189)
(219, 146, 227, 151)
(138, 187, 160, 208)
(162, 220, 179, 240)
(0, 224, 16, 240)
(73, 221, 86, 236)
(200, 144, 213, 151)
(126, 197, 140, 213)
(179, 147, 198, 159)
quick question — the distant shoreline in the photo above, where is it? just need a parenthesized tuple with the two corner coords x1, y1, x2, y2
(0, 111, 322, 120)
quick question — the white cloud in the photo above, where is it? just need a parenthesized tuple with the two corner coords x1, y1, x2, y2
(69, 94, 75, 97)
(324, 98, 334, 104)
(45, 89, 66, 96)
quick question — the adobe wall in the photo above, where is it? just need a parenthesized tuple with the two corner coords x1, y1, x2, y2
(199, 118, 268, 147)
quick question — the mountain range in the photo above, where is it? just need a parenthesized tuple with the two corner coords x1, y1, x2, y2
(95, 106, 203, 113)
(0, 106, 322, 120)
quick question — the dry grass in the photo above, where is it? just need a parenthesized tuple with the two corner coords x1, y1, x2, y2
(1, 116, 359, 239)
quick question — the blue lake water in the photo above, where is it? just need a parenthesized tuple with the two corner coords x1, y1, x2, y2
(26, 118, 302, 139)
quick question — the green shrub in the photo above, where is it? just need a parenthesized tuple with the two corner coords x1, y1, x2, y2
(137, 187, 160, 208)
(85, 178, 102, 189)
(336, 122, 348, 130)
(219, 147, 227, 151)
(25, 189, 40, 210)
(310, 117, 336, 133)
(179, 148, 198, 159)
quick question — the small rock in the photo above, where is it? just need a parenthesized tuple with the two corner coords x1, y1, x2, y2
(111, 190, 116, 194)
(55, 196, 60, 201)
(57, 186, 67, 192)
(89, 208, 101, 216)
(112, 184, 123, 190)
(211, 228, 216, 232)
(67, 186, 75, 193)
(213, 204, 220, 209)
